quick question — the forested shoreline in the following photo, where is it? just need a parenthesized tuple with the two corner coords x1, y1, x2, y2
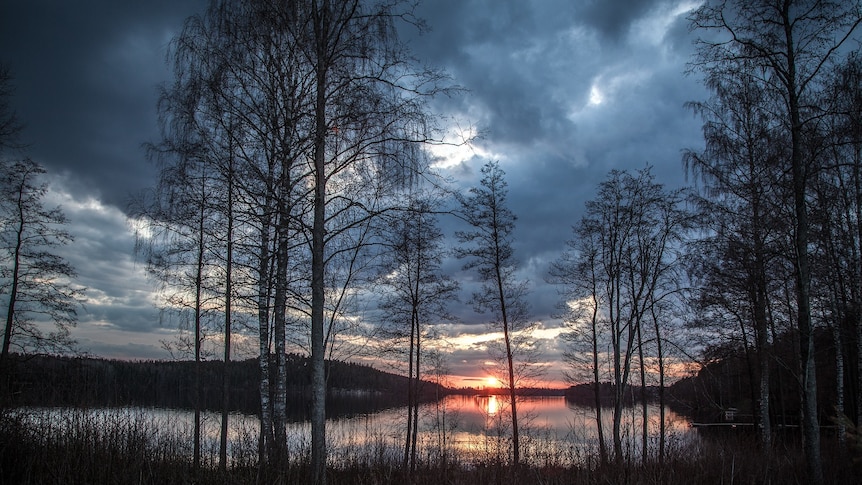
(4, 322, 855, 430)
(1, 353, 442, 417)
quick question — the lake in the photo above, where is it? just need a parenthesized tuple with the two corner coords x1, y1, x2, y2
(13, 395, 697, 468)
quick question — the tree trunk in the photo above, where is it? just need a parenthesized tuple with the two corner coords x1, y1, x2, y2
(652, 307, 665, 466)
(1, 199, 23, 368)
(637, 322, 648, 466)
(778, 7, 823, 480)
(752, 187, 772, 451)
(219, 163, 234, 472)
(787, 43, 824, 485)
(833, 317, 846, 445)
(854, 144, 862, 428)
(257, 214, 273, 475)
(403, 311, 415, 469)
(610, 260, 625, 464)
(411, 327, 421, 471)
(755, 298, 772, 451)
(273, 203, 289, 467)
(591, 297, 607, 464)
(310, 3, 329, 479)
(612, 323, 624, 463)
(496, 262, 519, 467)
(193, 188, 205, 475)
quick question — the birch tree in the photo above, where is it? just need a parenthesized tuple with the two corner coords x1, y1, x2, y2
(690, 3, 862, 481)
(684, 64, 789, 450)
(156, 2, 446, 481)
(0, 69, 83, 371)
(550, 224, 609, 464)
(299, 2, 446, 481)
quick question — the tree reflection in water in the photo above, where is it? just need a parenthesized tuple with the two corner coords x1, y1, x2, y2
(14, 396, 697, 467)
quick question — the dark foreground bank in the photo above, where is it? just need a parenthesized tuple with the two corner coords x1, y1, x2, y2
(1, 407, 859, 485)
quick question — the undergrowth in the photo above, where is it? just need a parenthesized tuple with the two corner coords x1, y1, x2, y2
(1, 407, 858, 485)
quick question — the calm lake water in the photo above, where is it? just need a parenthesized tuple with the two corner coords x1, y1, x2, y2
(16, 395, 697, 467)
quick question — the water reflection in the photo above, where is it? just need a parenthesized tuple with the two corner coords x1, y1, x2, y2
(15, 395, 697, 467)
(474, 395, 500, 416)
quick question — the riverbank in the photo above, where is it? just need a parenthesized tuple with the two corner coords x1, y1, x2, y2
(2, 405, 858, 484)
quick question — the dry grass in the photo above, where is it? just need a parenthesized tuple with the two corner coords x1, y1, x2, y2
(1, 407, 858, 485)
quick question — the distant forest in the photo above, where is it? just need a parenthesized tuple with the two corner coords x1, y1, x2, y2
(2, 353, 444, 419)
(6, 323, 850, 429)
(669, 326, 854, 426)
(555, 325, 852, 428)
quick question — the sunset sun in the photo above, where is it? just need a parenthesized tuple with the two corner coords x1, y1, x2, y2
(485, 376, 501, 388)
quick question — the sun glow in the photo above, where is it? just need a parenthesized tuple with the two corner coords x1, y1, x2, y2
(485, 376, 501, 388)
(588, 85, 604, 105)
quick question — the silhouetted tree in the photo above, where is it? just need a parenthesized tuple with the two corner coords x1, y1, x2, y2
(555, 167, 692, 464)
(550, 218, 609, 464)
(0, 159, 84, 368)
(156, 1, 449, 482)
(299, 2, 447, 482)
(690, 3, 862, 481)
(684, 64, 790, 450)
(378, 192, 458, 472)
(456, 160, 537, 467)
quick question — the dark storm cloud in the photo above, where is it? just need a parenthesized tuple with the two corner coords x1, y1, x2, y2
(1, 1, 207, 358)
(412, 0, 589, 159)
(410, 0, 697, 170)
(0, 0, 709, 375)
(44, 191, 161, 333)
(576, 0, 663, 42)
(420, 1, 706, 345)
(0, 0, 206, 208)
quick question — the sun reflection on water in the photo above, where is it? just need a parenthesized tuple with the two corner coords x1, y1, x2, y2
(474, 395, 500, 416)
(14, 396, 698, 468)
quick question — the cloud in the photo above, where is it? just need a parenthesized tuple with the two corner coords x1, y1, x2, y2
(0, 0, 206, 208)
(45, 182, 163, 347)
(577, 0, 659, 43)
(0, 1, 708, 383)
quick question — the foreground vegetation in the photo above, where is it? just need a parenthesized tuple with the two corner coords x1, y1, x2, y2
(1, 406, 859, 485)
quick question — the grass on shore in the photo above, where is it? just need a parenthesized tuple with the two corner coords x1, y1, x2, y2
(1, 407, 859, 485)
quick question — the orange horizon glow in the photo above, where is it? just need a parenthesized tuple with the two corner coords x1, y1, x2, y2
(449, 374, 570, 390)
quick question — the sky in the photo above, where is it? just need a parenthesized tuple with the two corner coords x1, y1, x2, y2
(0, 0, 707, 387)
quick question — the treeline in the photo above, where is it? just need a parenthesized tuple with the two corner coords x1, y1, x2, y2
(669, 326, 855, 427)
(3, 353, 443, 418)
(561, 324, 857, 428)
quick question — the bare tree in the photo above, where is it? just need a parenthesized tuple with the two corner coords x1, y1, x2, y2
(550, 229, 609, 464)
(300, 2, 447, 482)
(456, 160, 537, 468)
(378, 192, 459, 473)
(801, 51, 862, 448)
(156, 2, 447, 481)
(0, 69, 82, 368)
(690, 3, 862, 481)
(0, 159, 84, 368)
(135, 146, 221, 473)
(158, 0, 314, 472)
(554, 167, 692, 465)
(821, 51, 862, 436)
(684, 63, 790, 450)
